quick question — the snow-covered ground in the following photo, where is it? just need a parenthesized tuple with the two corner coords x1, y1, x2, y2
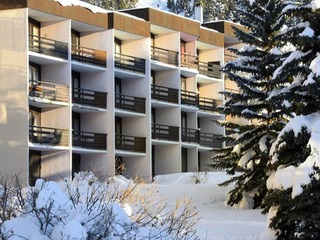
(152, 172, 267, 240)
(1, 172, 267, 239)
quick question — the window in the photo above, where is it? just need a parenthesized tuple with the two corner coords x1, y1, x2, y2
(181, 111, 187, 130)
(181, 147, 188, 172)
(29, 62, 41, 84)
(181, 76, 186, 91)
(71, 29, 80, 46)
(114, 38, 121, 54)
(151, 33, 155, 47)
(29, 106, 41, 126)
(180, 40, 186, 54)
(72, 112, 81, 131)
(29, 150, 41, 186)
(115, 78, 122, 94)
(29, 18, 40, 49)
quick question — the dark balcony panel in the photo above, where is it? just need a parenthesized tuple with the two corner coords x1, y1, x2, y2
(182, 128, 199, 144)
(29, 35, 68, 59)
(73, 87, 107, 109)
(115, 134, 146, 153)
(73, 130, 107, 150)
(115, 93, 145, 113)
(199, 97, 222, 112)
(71, 44, 106, 68)
(115, 53, 146, 74)
(29, 125, 68, 146)
(151, 84, 179, 104)
(199, 132, 223, 148)
(152, 124, 179, 142)
(29, 80, 69, 103)
(198, 61, 221, 79)
(181, 90, 199, 107)
(181, 53, 198, 69)
(151, 46, 179, 66)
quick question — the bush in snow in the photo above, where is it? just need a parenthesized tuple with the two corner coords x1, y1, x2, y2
(0, 172, 199, 240)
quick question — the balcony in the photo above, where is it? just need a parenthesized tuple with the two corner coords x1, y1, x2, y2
(151, 84, 179, 104)
(181, 90, 199, 108)
(29, 80, 69, 103)
(29, 34, 68, 59)
(115, 134, 146, 153)
(181, 128, 199, 144)
(115, 53, 146, 74)
(199, 97, 222, 112)
(29, 125, 68, 146)
(198, 61, 221, 79)
(115, 93, 145, 114)
(71, 44, 106, 68)
(199, 132, 223, 148)
(181, 53, 198, 69)
(152, 123, 179, 142)
(73, 130, 107, 150)
(72, 87, 107, 109)
(151, 46, 179, 66)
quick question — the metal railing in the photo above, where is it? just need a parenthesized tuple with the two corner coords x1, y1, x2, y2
(115, 53, 146, 74)
(151, 46, 179, 66)
(115, 93, 145, 113)
(29, 125, 68, 146)
(151, 84, 179, 104)
(29, 34, 68, 59)
(115, 134, 146, 153)
(72, 87, 107, 109)
(181, 53, 198, 69)
(199, 97, 222, 112)
(71, 44, 106, 67)
(198, 61, 221, 79)
(152, 123, 179, 142)
(29, 80, 69, 103)
(181, 90, 199, 107)
(73, 130, 107, 150)
(181, 128, 199, 144)
(199, 132, 223, 148)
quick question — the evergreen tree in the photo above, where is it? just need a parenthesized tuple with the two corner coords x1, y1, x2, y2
(210, 0, 287, 208)
(263, 1, 320, 238)
(202, 0, 236, 22)
(81, 0, 137, 10)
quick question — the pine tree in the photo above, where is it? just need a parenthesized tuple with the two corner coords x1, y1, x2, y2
(263, 1, 320, 238)
(81, 0, 138, 10)
(210, 0, 287, 208)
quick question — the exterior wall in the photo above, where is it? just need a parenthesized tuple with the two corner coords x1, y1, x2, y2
(0, 8, 29, 181)
(0, 1, 242, 183)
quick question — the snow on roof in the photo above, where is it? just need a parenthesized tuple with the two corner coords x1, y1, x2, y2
(54, 0, 109, 13)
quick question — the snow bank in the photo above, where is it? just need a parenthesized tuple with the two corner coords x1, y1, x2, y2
(54, 0, 108, 13)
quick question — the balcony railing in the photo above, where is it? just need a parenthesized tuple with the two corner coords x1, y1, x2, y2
(181, 128, 199, 144)
(199, 132, 223, 148)
(29, 125, 68, 146)
(198, 61, 221, 79)
(71, 44, 106, 68)
(115, 134, 146, 153)
(151, 46, 179, 66)
(152, 123, 179, 142)
(72, 87, 107, 109)
(29, 34, 68, 59)
(73, 130, 107, 150)
(181, 90, 199, 107)
(151, 84, 179, 104)
(29, 80, 69, 103)
(115, 93, 145, 113)
(181, 53, 198, 69)
(115, 53, 146, 74)
(199, 97, 222, 112)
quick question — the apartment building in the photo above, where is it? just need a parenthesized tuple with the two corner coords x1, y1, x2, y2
(0, 0, 237, 184)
